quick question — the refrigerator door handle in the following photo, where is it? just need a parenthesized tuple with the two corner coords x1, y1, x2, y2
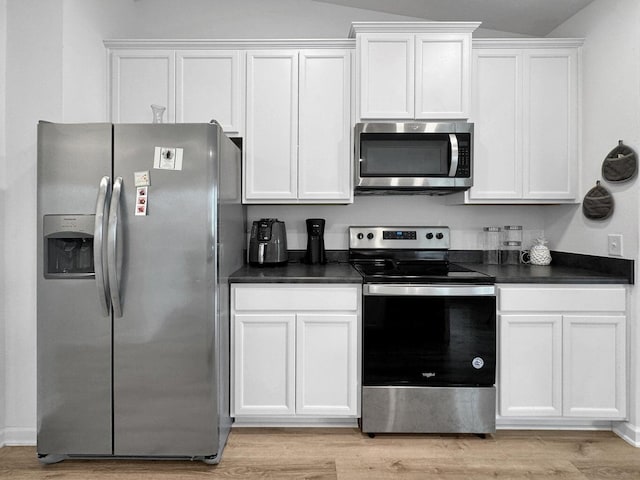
(107, 177, 123, 318)
(94, 176, 111, 316)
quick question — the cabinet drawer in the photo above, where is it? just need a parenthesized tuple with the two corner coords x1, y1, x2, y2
(499, 286, 626, 312)
(233, 285, 359, 312)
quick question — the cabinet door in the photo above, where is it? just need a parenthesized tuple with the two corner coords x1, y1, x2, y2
(523, 49, 579, 200)
(359, 33, 414, 119)
(500, 314, 562, 417)
(110, 50, 175, 123)
(563, 315, 626, 418)
(175, 50, 243, 135)
(232, 313, 296, 416)
(296, 314, 358, 416)
(244, 51, 299, 202)
(298, 50, 352, 203)
(415, 33, 470, 119)
(468, 49, 523, 201)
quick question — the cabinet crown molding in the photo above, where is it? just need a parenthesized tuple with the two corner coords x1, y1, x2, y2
(104, 38, 355, 50)
(349, 21, 481, 37)
(472, 38, 584, 49)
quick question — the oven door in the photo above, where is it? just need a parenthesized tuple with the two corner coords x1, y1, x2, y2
(363, 284, 496, 387)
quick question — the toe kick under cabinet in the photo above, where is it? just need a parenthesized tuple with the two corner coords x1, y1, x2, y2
(230, 284, 361, 423)
(498, 285, 627, 421)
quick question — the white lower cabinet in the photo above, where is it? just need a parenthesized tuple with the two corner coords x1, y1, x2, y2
(231, 284, 361, 419)
(233, 313, 296, 416)
(500, 314, 563, 417)
(499, 285, 627, 420)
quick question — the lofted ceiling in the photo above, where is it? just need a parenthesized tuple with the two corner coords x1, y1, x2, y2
(313, 0, 596, 36)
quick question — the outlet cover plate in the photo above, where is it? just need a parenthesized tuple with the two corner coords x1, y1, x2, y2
(608, 234, 623, 256)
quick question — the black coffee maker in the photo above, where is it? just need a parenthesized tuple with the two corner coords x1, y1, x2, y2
(304, 218, 326, 264)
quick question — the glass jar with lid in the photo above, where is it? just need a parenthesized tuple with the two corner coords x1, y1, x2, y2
(482, 226, 501, 264)
(502, 225, 522, 264)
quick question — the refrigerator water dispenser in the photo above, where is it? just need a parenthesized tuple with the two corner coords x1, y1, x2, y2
(43, 214, 95, 278)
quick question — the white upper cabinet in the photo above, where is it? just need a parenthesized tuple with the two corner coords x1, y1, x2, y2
(468, 49, 522, 200)
(110, 50, 175, 124)
(244, 47, 352, 204)
(175, 50, 243, 135)
(298, 50, 352, 202)
(351, 22, 479, 120)
(107, 41, 352, 204)
(245, 50, 299, 201)
(466, 40, 582, 204)
(107, 43, 244, 136)
(415, 33, 471, 119)
(524, 49, 578, 200)
(358, 33, 415, 119)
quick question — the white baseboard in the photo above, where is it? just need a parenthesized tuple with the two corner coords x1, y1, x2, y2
(232, 417, 359, 428)
(497, 418, 615, 431)
(613, 421, 640, 447)
(0, 427, 37, 447)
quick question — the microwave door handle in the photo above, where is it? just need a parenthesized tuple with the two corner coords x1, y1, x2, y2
(94, 176, 111, 316)
(448, 133, 459, 177)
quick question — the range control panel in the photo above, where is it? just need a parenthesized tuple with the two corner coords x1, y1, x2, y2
(349, 226, 450, 250)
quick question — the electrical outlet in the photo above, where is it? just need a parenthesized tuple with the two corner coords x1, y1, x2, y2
(608, 234, 623, 256)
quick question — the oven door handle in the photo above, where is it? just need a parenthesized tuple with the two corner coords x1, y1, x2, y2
(364, 284, 495, 296)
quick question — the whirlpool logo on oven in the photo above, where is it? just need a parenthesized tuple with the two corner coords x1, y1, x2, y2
(421, 372, 437, 378)
(472, 357, 485, 369)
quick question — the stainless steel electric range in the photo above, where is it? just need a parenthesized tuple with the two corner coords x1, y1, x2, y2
(349, 226, 497, 436)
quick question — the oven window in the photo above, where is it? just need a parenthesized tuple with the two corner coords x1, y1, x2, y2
(359, 133, 450, 177)
(363, 295, 496, 387)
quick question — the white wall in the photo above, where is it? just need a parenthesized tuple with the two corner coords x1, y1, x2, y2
(0, 0, 7, 446)
(124, 0, 519, 39)
(545, 0, 640, 445)
(4, 0, 64, 445)
(1, 0, 139, 447)
(61, 0, 135, 122)
(545, 0, 640, 259)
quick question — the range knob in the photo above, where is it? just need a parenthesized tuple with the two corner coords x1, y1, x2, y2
(357, 233, 364, 240)
(367, 233, 374, 240)
(436, 232, 444, 240)
(426, 233, 434, 239)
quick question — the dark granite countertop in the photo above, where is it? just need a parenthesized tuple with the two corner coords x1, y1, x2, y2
(452, 250, 633, 285)
(457, 263, 631, 284)
(230, 250, 633, 285)
(230, 262, 362, 284)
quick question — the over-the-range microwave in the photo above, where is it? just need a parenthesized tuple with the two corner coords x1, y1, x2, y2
(354, 122, 473, 195)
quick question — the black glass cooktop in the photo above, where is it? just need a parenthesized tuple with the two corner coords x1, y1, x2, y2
(352, 261, 494, 284)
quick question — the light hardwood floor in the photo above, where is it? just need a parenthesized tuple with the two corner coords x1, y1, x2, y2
(2, 428, 640, 479)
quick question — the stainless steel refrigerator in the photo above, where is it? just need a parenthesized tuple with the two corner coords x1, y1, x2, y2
(36, 122, 245, 464)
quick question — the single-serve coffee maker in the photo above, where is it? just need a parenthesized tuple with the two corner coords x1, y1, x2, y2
(304, 218, 326, 265)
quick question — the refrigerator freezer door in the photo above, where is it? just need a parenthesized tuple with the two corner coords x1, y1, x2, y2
(112, 124, 221, 457)
(37, 122, 113, 456)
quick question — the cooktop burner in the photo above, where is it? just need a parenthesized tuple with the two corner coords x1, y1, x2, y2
(349, 226, 494, 285)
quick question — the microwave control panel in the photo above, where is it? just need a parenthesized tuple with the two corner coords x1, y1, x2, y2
(455, 135, 471, 178)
